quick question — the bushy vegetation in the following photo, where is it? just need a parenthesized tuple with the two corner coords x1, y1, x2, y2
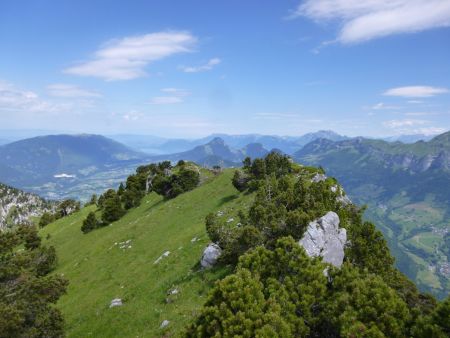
(0, 225, 68, 337)
(81, 160, 200, 233)
(209, 153, 344, 264)
(187, 153, 449, 337)
(38, 199, 81, 228)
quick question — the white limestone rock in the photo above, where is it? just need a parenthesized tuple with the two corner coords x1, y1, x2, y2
(299, 211, 347, 268)
(160, 320, 170, 328)
(200, 243, 222, 268)
(109, 298, 123, 308)
(331, 185, 352, 206)
(311, 173, 327, 183)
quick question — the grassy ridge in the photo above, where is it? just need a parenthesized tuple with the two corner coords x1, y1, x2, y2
(40, 169, 249, 337)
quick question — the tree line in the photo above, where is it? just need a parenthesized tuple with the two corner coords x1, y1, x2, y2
(81, 160, 200, 233)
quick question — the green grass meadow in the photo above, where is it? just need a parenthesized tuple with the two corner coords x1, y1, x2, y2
(40, 170, 249, 337)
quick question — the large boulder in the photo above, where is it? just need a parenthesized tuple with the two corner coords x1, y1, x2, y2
(200, 243, 222, 268)
(298, 211, 347, 267)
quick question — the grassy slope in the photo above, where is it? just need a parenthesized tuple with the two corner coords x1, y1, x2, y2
(40, 169, 249, 337)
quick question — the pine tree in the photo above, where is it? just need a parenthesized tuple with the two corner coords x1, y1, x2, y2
(81, 211, 99, 233)
(101, 194, 125, 224)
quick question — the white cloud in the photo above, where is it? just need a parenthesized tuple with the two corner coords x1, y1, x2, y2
(383, 118, 446, 135)
(180, 58, 221, 73)
(160, 87, 190, 96)
(0, 81, 65, 113)
(415, 127, 447, 135)
(253, 112, 299, 120)
(149, 88, 190, 105)
(383, 119, 428, 128)
(293, 0, 450, 44)
(404, 112, 437, 116)
(371, 102, 401, 110)
(64, 31, 198, 81)
(149, 96, 184, 105)
(47, 84, 101, 98)
(384, 86, 449, 97)
(123, 110, 143, 121)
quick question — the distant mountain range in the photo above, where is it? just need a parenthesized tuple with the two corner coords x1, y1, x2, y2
(382, 134, 435, 144)
(0, 134, 149, 200)
(109, 130, 348, 155)
(294, 132, 450, 297)
(149, 137, 270, 167)
(0, 130, 446, 205)
(0, 131, 350, 199)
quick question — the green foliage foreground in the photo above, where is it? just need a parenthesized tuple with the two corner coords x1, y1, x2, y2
(186, 153, 449, 337)
(0, 226, 67, 337)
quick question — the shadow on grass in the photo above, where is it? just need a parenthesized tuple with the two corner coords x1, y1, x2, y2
(166, 262, 233, 300)
(144, 199, 165, 212)
(217, 194, 239, 207)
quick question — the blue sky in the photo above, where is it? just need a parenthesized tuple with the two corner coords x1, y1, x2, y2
(1, 0, 449, 138)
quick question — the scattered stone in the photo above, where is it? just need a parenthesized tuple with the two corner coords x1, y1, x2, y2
(109, 298, 122, 308)
(191, 237, 198, 242)
(336, 194, 352, 206)
(299, 211, 347, 268)
(311, 173, 327, 183)
(200, 243, 222, 268)
(226, 218, 234, 223)
(168, 288, 179, 295)
(160, 320, 170, 329)
(330, 185, 352, 206)
(217, 211, 224, 217)
(154, 251, 170, 264)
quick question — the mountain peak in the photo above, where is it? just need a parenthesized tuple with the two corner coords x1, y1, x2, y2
(208, 137, 226, 146)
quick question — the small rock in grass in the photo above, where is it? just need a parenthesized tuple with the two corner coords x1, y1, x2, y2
(160, 320, 170, 328)
(154, 251, 170, 264)
(109, 298, 122, 308)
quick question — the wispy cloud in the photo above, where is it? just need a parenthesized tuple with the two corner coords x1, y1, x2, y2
(292, 0, 450, 44)
(149, 88, 190, 105)
(0, 81, 66, 114)
(404, 112, 438, 116)
(64, 31, 198, 81)
(180, 58, 221, 73)
(383, 86, 449, 98)
(383, 118, 446, 135)
(383, 119, 428, 128)
(252, 112, 302, 121)
(370, 102, 401, 110)
(47, 84, 101, 98)
(122, 110, 143, 121)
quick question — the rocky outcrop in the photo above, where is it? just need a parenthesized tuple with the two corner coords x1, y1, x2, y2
(299, 211, 347, 267)
(200, 243, 222, 268)
(331, 185, 352, 206)
(0, 183, 53, 229)
(311, 173, 327, 183)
